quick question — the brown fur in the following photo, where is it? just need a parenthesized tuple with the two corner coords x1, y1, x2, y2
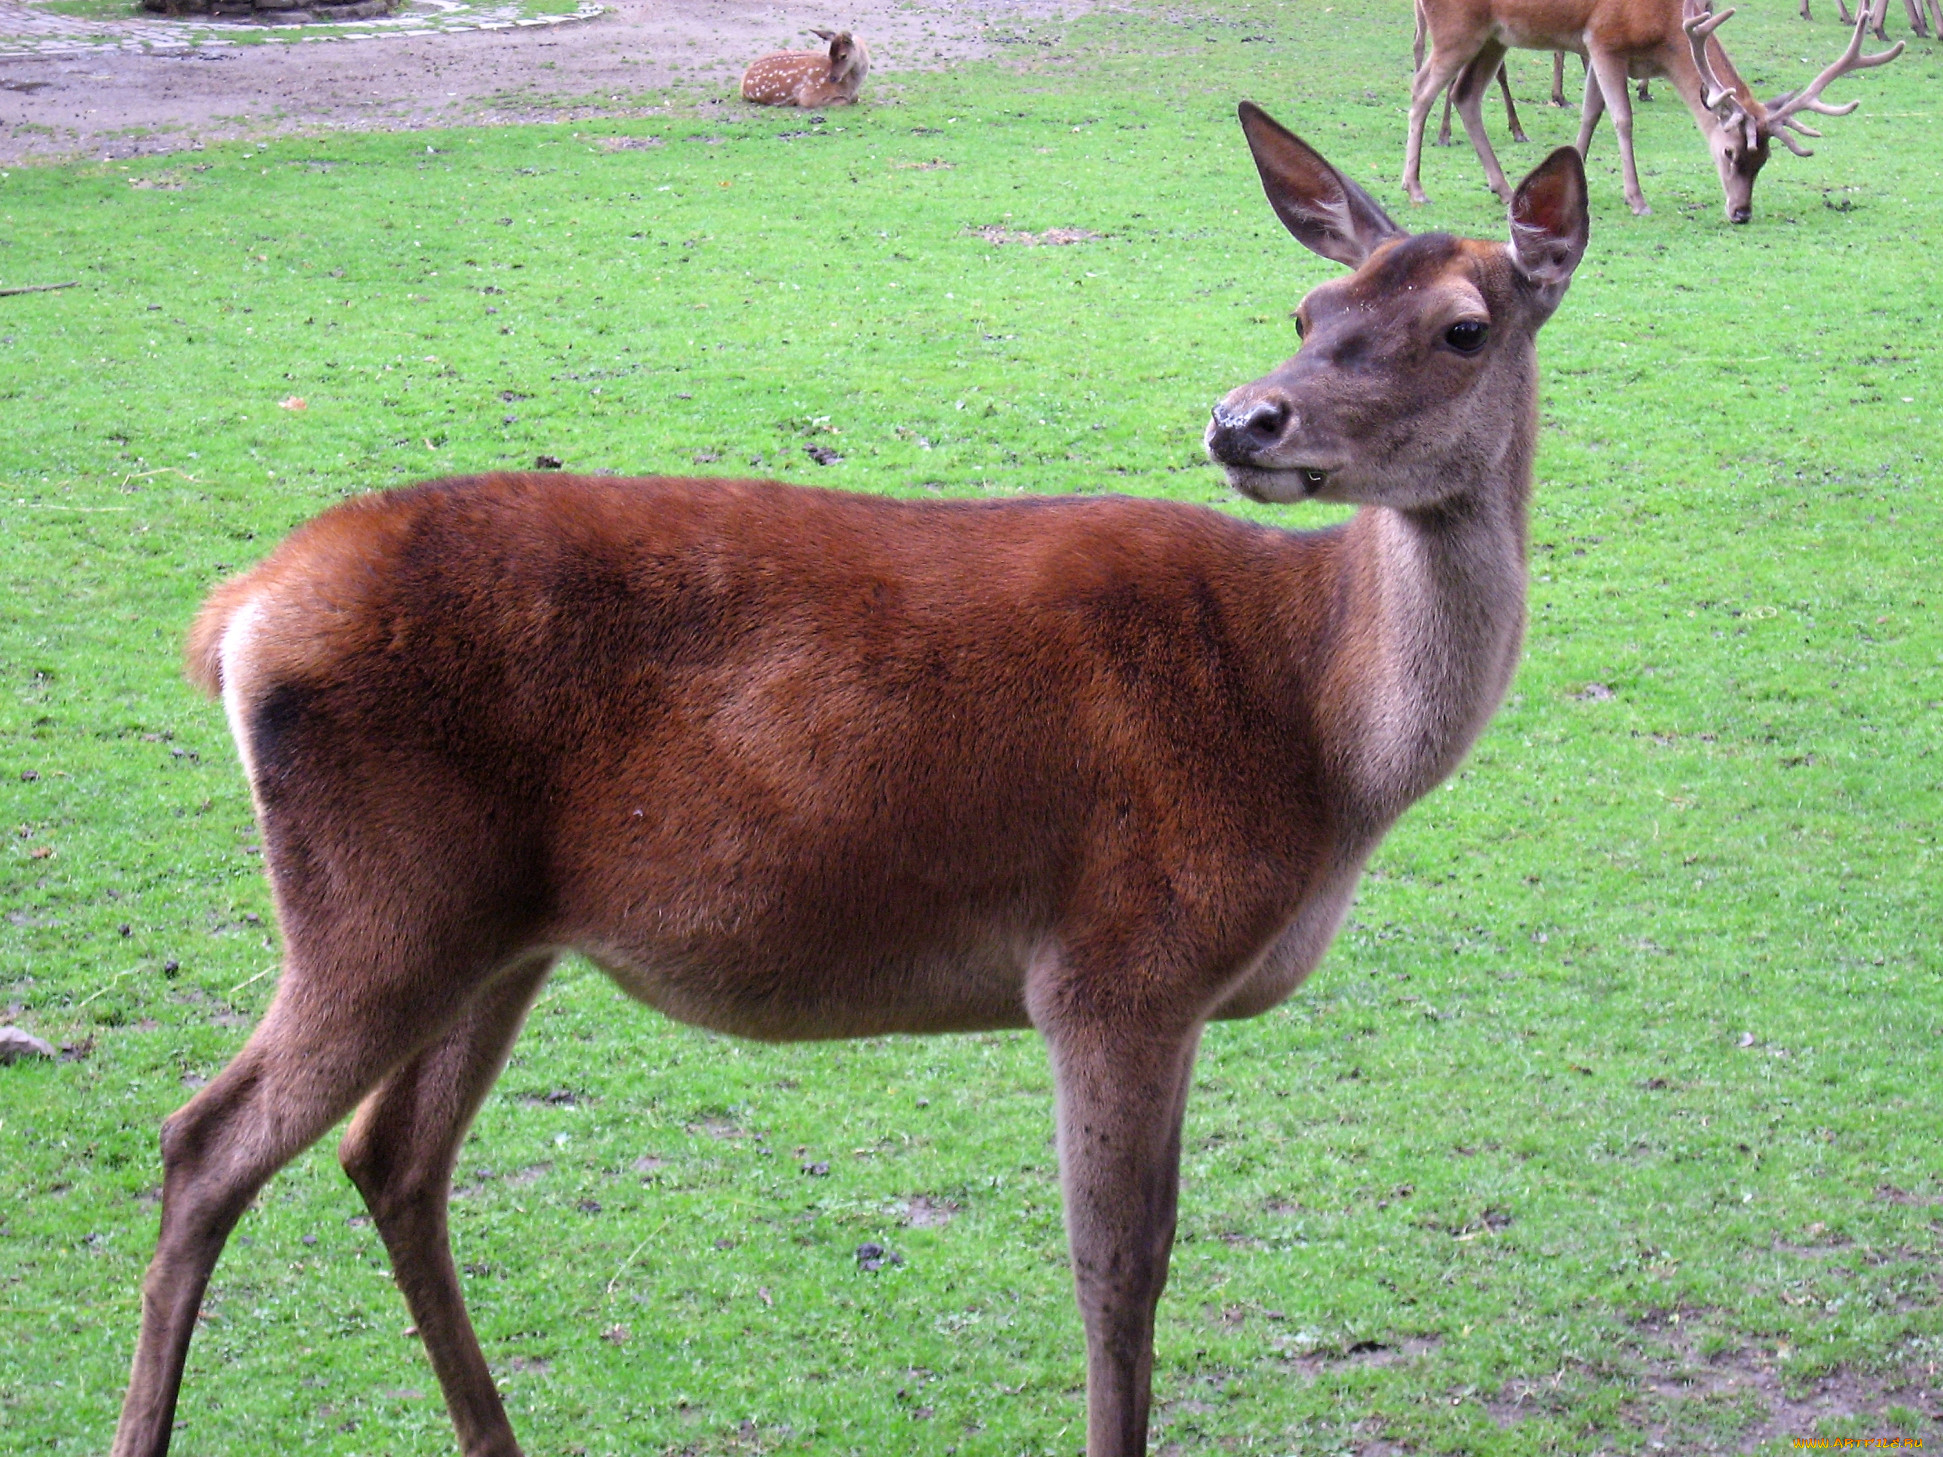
(738, 28, 869, 108)
(113, 108, 1589, 1457)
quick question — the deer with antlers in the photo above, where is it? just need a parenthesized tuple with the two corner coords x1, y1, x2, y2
(1407, 0, 1902, 221)
(108, 105, 1590, 1457)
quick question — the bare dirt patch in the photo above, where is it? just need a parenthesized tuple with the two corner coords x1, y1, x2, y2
(0, 0, 1100, 164)
(1487, 1312, 1943, 1451)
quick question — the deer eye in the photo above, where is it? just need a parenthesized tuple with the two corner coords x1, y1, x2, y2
(1293, 314, 1307, 340)
(1443, 320, 1488, 353)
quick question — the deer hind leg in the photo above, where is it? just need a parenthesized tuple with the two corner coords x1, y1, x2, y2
(1438, 83, 1457, 146)
(1903, 0, 1930, 38)
(1869, 0, 1890, 38)
(1039, 1001, 1201, 1457)
(111, 941, 507, 1457)
(1584, 47, 1648, 213)
(1499, 63, 1530, 142)
(338, 951, 557, 1457)
(1551, 50, 1568, 105)
(1405, 44, 1482, 202)
(1451, 41, 1516, 201)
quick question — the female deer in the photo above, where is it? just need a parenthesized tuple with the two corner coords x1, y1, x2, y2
(112, 110, 1588, 1457)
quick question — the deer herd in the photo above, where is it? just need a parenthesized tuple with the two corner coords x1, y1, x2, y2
(106, 6, 1907, 1457)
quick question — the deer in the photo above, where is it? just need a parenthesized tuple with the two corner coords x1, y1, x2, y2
(738, 27, 869, 108)
(109, 103, 1589, 1457)
(1406, 0, 1902, 221)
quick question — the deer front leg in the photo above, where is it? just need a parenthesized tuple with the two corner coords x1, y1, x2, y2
(338, 953, 556, 1457)
(1584, 48, 1648, 213)
(1042, 1012, 1201, 1457)
(1551, 51, 1568, 105)
(1901, 0, 1929, 37)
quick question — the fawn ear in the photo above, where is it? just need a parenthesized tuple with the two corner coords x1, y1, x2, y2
(811, 26, 835, 40)
(1508, 147, 1589, 311)
(1237, 101, 1405, 269)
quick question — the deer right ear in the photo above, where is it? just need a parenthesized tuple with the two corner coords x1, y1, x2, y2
(1237, 101, 1405, 269)
(1508, 147, 1589, 311)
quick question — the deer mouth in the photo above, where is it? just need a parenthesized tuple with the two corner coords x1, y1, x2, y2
(1218, 463, 1331, 504)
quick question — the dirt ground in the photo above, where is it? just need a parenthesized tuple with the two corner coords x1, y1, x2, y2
(0, 0, 1095, 163)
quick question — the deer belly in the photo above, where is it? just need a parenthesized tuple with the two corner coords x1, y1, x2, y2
(577, 933, 1036, 1041)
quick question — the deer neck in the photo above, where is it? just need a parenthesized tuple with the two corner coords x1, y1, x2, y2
(1315, 413, 1534, 833)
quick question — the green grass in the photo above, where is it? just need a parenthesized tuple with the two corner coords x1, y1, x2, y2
(2, 2, 1940, 1453)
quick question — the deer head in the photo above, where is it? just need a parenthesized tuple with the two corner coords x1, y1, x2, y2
(811, 28, 867, 83)
(1207, 104, 1587, 509)
(1684, 0, 1902, 222)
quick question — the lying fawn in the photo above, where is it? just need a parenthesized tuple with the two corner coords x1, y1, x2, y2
(739, 28, 869, 108)
(111, 106, 1588, 1457)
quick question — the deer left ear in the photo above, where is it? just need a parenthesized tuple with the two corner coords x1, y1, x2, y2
(1509, 147, 1589, 311)
(1237, 101, 1405, 269)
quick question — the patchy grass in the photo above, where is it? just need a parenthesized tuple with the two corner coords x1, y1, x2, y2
(1, 1, 1940, 1453)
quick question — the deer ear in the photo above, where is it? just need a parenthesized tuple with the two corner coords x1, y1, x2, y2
(811, 26, 835, 39)
(1237, 101, 1405, 269)
(1508, 147, 1589, 309)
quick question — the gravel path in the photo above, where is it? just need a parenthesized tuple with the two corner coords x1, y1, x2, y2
(0, 0, 1094, 163)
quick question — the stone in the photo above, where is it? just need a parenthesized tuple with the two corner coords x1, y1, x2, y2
(0, 1026, 57, 1064)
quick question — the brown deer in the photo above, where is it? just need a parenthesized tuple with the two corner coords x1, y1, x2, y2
(738, 28, 869, 108)
(109, 106, 1589, 1457)
(1407, 0, 1901, 221)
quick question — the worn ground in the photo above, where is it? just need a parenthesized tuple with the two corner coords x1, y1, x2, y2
(0, 0, 1096, 162)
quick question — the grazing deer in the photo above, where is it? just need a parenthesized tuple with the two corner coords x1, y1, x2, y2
(1407, 0, 1901, 221)
(739, 28, 869, 108)
(109, 105, 1588, 1457)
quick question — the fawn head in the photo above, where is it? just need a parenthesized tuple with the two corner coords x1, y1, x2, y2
(811, 28, 868, 83)
(1206, 103, 1586, 509)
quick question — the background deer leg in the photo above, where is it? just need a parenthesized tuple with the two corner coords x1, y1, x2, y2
(1900, 0, 1929, 37)
(1405, 45, 1480, 202)
(111, 954, 492, 1457)
(1452, 41, 1516, 200)
(1869, 0, 1890, 38)
(1551, 51, 1568, 105)
(1497, 64, 1530, 142)
(1574, 59, 1606, 152)
(1584, 49, 1649, 213)
(1837, 0, 1855, 24)
(1438, 83, 1457, 146)
(338, 952, 557, 1457)
(1043, 1012, 1201, 1457)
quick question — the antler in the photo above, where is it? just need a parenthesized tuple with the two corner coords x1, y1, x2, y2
(1765, 5, 1903, 134)
(1682, 2, 1760, 150)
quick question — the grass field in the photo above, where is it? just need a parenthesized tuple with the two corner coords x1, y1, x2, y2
(2, 2, 1940, 1452)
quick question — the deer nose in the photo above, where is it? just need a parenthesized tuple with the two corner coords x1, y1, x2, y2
(1206, 394, 1294, 463)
